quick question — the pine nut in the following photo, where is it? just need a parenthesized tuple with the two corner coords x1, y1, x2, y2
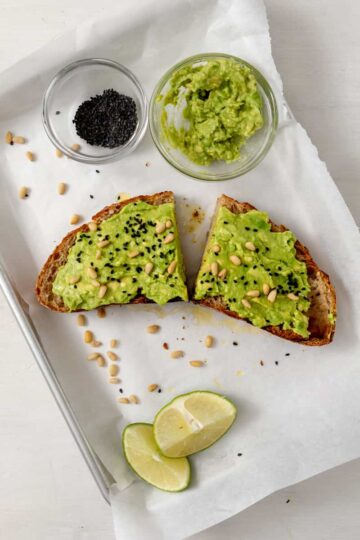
(287, 293, 299, 301)
(55, 148, 63, 158)
(128, 249, 139, 258)
(77, 314, 86, 326)
(118, 397, 130, 404)
(267, 289, 277, 303)
(84, 330, 93, 343)
(97, 240, 109, 248)
(263, 283, 270, 295)
(97, 355, 105, 367)
(71, 143, 81, 151)
(164, 233, 174, 244)
(57, 182, 66, 195)
(109, 364, 119, 377)
(97, 307, 106, 318)
(129, 394, 139, 404)
(245, 241, 256, 251)
(230, 255, 241, 265)
(91, 340, 102, 347)
(147, 324, 160, 334)
(165, 219, 172, 229)
(18, 186, 28, 199)
(148, 383, 158, 392)
(167, 260, 177, 274)
(26, 151, 35, 161)
(13, 135, 26, 144)
(5, 131, 13, 144)
(110, 339, 117, 348)
(90, 279, 100, 288)
(95, 250, 101, 260)
(70, 214, 80, 225)
(107, 351, 118, 361)
(87, 353, 99, 361)
(109, 377, 121, 384)
(86, 267, 97, 279)
(68, 275, 80, 284)
(218, 268, 227, 280)
(88, 221, 97, 232)
(246, 290, 260, 298)
(211, 262, 219, 276)
(145, 262, 153, 274)
(212, 244, 221, 253)
(242, 299, 251, 309)
(189, 360, 205, 367)
(98, 285, 107, 299)
(155, 222, 166, 234)
(170, 350, 184, 359)
(205, 335, 214, 348)
(244, 256, 253, 263)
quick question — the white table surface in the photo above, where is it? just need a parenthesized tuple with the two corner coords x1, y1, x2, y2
(1, 1, 359, 539)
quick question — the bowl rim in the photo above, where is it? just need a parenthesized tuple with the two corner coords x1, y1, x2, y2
(149, 52, 278, 181)
(42, 58, 148, 164)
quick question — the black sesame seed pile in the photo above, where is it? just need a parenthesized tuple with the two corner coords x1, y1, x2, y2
(73, 89, 138, 148)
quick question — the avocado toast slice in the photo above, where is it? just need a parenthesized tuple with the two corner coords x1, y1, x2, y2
(36, 191, 188, 312)
(193, 194, 336, 346)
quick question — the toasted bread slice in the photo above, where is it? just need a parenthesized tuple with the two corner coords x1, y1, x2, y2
(35, 191, 187, 312)
(193, 195, 336, 346)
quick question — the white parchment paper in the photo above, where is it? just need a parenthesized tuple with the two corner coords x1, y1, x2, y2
(1, 0, 360, 538)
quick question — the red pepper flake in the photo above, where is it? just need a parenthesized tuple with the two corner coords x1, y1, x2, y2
(162, 342, 169, 350)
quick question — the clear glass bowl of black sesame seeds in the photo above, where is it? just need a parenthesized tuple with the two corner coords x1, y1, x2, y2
(42, 58, 147, 164)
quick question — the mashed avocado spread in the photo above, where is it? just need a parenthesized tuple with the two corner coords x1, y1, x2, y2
(194, 208, 311, 337)
(161, 58, 263, 165)
(52, 201, 188, 311)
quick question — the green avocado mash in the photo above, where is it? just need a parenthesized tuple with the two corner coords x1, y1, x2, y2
(194, 208, 311, 337)
(52, 201, 188, 311)
(161, 58, 264, 165)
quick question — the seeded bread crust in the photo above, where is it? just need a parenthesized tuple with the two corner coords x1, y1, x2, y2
(193, 194, 336, 346)
(35, 191, 178, 312)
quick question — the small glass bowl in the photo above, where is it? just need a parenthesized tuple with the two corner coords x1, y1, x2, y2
(149, 53, 278, 181)
(42, 58, 148, 164)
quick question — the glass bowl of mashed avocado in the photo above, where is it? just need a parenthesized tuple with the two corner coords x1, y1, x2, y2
(150, 53, 278, 181)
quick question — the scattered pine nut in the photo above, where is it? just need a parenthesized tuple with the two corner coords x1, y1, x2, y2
(5, 131, 13, 144)
(164, 233, 174, 244)
(91, 340, 102, 347)
(97, 240, 109, 248)
(155, 222, 166, 234)
(147, 324, 160, 334)
(97, 307, 106, 318)
(88, 221, 97, 232)
(97, 355, 106, 367)
(230, 255, 241, 266)
(287, 293, 299, 301)
(109, 364, 119, 377)
(84, 330, 93, 343)
(95, 250, 102, 260)
(167, 260, 177, 274)
(90, 279, 100, 288)
(110, 339, 117, 348)
(189, 360, 205, 367)
(68, 275, 80, 284)
(246, 290, 260, 298)
(87, 352, 99, 361)
(87, 267, 97, 279)
(165, 219, 172, 229)
(128, 249, 139, 258)
(107, 351, 118, 361)
(70, 214, 80, 225)
(245, 241, 256, 251)
(148, 383, 158, 392)
(13, 135, 26, 144)
(18, 186, 29, 199)
(170, 350, 184, 359)
(26, 151, 35, 161)
(212, 244, 221, 253)
(218, 268, 227, 280)
(205, 335, 214, 348)
(129, 394, 139, 404)
(55, 148, 63, 158)
(71, 143, 81, 151)
(144, 262, 154, 274)
(118, 397, 130, 404)
(211, 262, 219, 276)
(77, 314, 86, 326)
(263, 283, 270, 296)
(57, 182, 66, 195)
(267, 289, 277, 303)
(109, 377, 121, 384)
(241, 299, 251, 309)
(98, 285, 107, 299)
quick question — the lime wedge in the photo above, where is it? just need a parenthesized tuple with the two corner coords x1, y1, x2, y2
(153, 391, 237, 458)
(122, 423, 191, 492)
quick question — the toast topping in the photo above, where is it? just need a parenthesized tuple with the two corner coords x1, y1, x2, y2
(194, 207, 311, 338)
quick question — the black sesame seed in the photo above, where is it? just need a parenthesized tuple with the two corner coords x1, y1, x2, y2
(90, 194, 94, 199)
(55, 110, 61, 115)
(237, 453, 242, 456)
(233, 341, 238, 346)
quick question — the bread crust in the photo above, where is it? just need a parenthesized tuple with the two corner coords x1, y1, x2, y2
(35, 191, 175, 312)
(192, 194, 336, 346)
